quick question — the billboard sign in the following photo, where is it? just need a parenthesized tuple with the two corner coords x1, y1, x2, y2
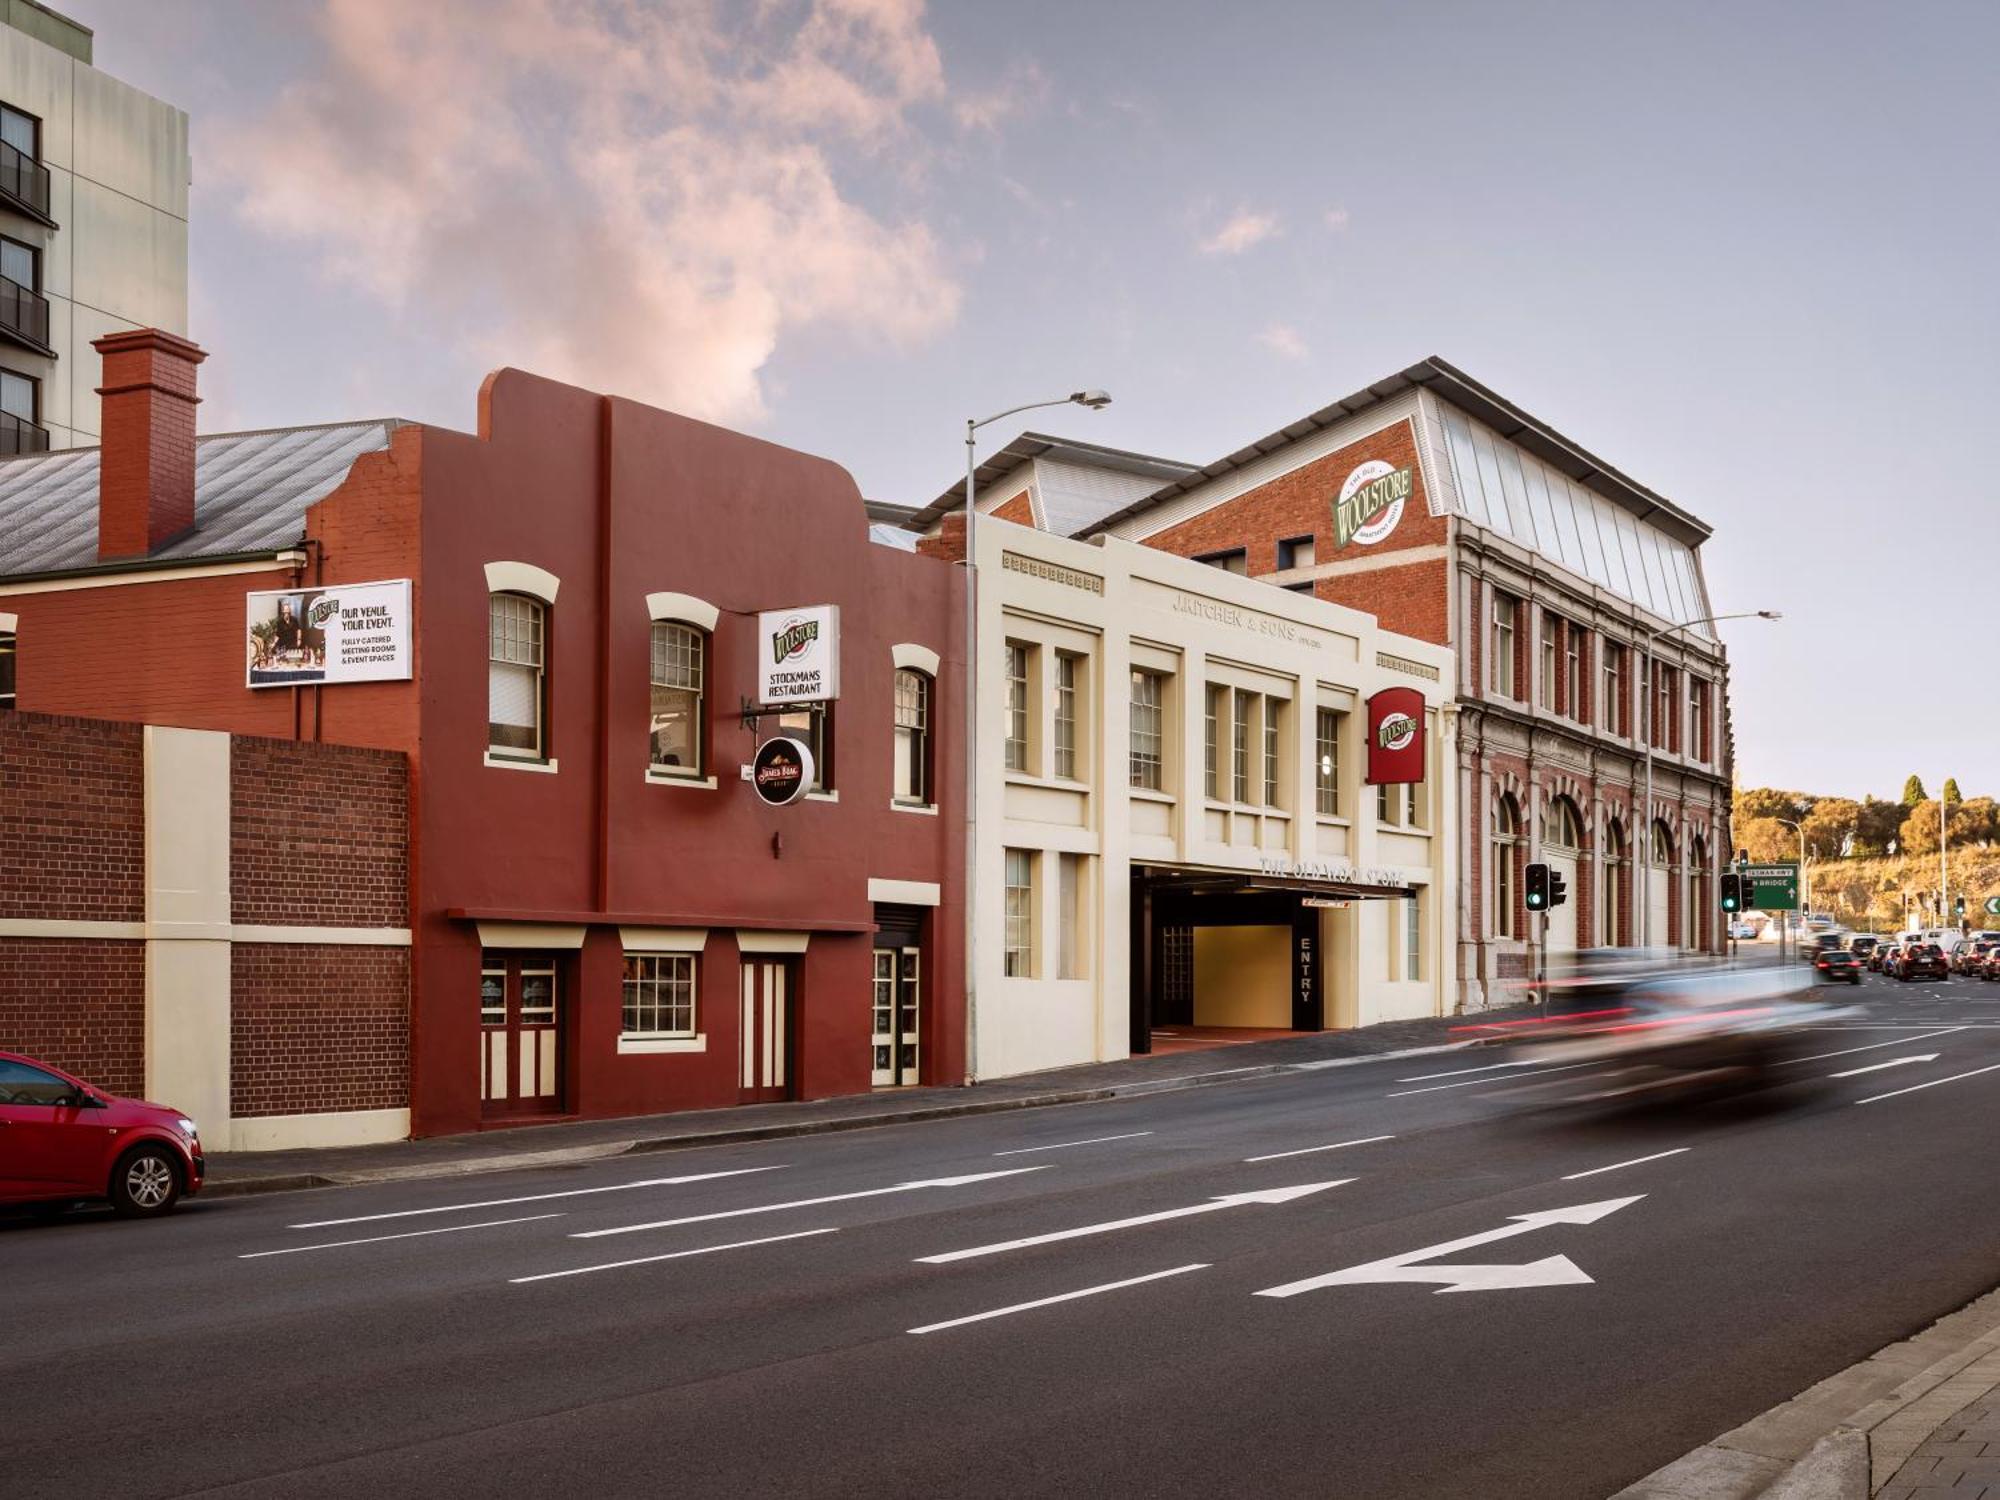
(246, 579, 412, 688)
(757, 605, 840, 704)
(1364, 685, 1426, 785)
(1332, 460, 1415, 549)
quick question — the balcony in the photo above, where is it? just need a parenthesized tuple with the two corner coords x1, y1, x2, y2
(0, 139, 54, 227)
(0, 407, 48, 455)
(0, 274, 50, 355)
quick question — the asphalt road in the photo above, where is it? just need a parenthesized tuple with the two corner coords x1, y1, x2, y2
(9, 968, 2000, 1499)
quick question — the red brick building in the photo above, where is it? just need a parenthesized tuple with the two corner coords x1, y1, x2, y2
(0, 332, 965, 1141)
(913, 358, 1733, 1010)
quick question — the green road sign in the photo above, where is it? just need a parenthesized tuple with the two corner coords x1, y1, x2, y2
(1742, 862, 1800, 912)
(1987, 896, 2000, 917)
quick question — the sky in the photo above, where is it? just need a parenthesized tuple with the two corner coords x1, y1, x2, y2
(57, 0, 2000, 800)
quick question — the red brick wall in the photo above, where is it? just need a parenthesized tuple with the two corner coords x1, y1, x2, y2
(1314, 557, 1451, 646)
(992, 489, 1034, 526)
(231, 944, 410, 1117)
(0, 711, 144, 921)
(0, 939, 144, 1095)
(231, 734, 408, 928)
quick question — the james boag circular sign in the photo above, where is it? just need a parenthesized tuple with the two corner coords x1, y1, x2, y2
(751, 736, 816, 807)
(1332, 459, 1415, 549)
(1377, 710, 1418, 753)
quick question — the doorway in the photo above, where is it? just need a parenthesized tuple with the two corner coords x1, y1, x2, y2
(479, 950, 564, 1116)
(871, 948, 920, 1086)
(739, 959, 795, 1103)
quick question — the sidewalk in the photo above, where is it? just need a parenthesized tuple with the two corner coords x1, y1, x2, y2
(202, 1005, 1526, 1198)
(1615, 1286, 2000, 1499)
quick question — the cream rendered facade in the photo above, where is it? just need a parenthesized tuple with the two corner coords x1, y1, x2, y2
(971, 518, 1457, 1080)
(0, 3, 190, 450)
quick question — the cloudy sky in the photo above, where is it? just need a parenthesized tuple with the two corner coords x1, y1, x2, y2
(62, 0, 2000, 800)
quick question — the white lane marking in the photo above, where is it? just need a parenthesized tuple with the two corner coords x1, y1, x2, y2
(573, 1167, 1050, 1239)
(1256, 1196, 1643, 1297)
(1789, 1029, 1962, 1064)
(908, 1264, 1209, 1335)
(510, 1227, 837, 1284)
(1388, 1062, 1602, 1097)
(1560, 1148, 1690, 1181)
(1856, 1063, 2000, 1105)
(992, 1132, 1153, 1157)
(241, 1213, 561, 1259)
(918, 1181, 1346, 1264)
(1245, 1134, 1396, 1163)
(1396, 1061, 1533, 1082)
(289, 1167, 785, 1229)
(1830, 1054, 1940, 1079)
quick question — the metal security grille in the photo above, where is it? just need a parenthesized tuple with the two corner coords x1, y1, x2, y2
(1161, 925, 1193, 1019)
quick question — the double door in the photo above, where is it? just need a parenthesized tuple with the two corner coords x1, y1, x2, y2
(740, 959, 795, 1104)
(871, 947, 920, 1087)
(480, 951, 564, 1116)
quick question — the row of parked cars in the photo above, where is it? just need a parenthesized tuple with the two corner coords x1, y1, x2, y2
(1825, 932, 2000, 983)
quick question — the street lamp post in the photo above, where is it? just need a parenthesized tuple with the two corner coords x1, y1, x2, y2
(1940, 781, 1953, 932)
(1638, 609, 1780, 950)
(1776, 816, 1808, 962)
(961, 390, 1111, 1081)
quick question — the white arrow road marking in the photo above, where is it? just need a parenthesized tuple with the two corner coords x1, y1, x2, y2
(1789, 1028, 1962, 1065)
(992, 1132, 1153, 1156)
(917, 1180, 1347, 1264)
(289, 1167, 784, 1229)
(241, 1213, 563, 1259)
(1245, 1135, 1395, 1163)
(1254, 1195, 1644, 1297)
(1387, 1061, 1603, 1097)
(1560, 1148, 1688, 1181)
(1857, 1062, 2000, 1105)
(573, 1167, 1051, 1238)
(908, 1264, 1209, 1335)
(1830, 1054, 1940, 1079)
(510, 1227, 838, 1284)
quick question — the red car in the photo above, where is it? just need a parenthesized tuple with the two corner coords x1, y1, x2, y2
(0, 1052, 204, 1217)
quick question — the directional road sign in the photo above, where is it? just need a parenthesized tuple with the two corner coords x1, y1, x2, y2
(1742, 862, 1800, 912)
(1987, 896, 2000, 917)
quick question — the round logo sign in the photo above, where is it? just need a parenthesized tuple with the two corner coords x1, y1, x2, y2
(751, 736, 816, 807)
(1334, 459, 1414, 549)
(1377, 712, 1417, 753)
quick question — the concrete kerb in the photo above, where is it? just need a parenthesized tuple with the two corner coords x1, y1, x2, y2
(198, 1039, 1478, 1200)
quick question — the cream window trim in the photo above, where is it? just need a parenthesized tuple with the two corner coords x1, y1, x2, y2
(647, 770, 718, 790)
(486, 753, 559, 774)
(1315, 685, 1358, 712)
(737, 930, 811, 954)
(891, 800, 940, 816)
(805, 789, 840, 804)
(485, 560, 560, 605)
(1128, 641, 1181, 674)
(0, 611, 15, 631)
(617, 1033, 708, 1055)
(618, 926, 709, 953)
(646, 591, 720, 631)
(475, 921, 587, 950)
(1128, 787, 1176, 805)
(1205, 660, 1294, 698)
(232, 925, 412, 947)
(868, 878, 942, 906)
(891, 642, 941, 676)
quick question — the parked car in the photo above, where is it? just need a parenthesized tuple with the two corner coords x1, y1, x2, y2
(1894, 943, 1950, 982)
(1848, 935, 1881, 960)
(1958, 941, 1999, 978)
(1813, 949, 1864, 985)
(0, 1052, 203, 1218)
(1872, 943, 1901, 973)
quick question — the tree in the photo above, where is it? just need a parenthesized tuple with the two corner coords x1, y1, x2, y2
(1856, 798, 1906, 855)
(1900, 800, 1949, 857)
(1904, 775, 1928, 805)
(1734, 787, 1809, 824)
(1803, 797, 1862, 858)
(1943, 778, 1963, 805)
(1736, 816, 1795, 863)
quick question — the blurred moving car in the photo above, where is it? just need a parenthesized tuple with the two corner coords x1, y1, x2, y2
(1813, 948, 1863, 985)
(0, 1052, 203, 1218)
(1847, 935, 1880, 960)
(1894, 943, 1950, 982)
(1950, 940, 1995, 976)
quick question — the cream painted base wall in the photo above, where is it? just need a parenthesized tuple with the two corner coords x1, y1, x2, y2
(975, 979, 1104, 1078)
(230, 1109, 411, 1152)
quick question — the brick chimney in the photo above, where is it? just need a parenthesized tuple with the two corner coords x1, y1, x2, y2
(94, 329, 206, 560)
(915, 511, 966, 563)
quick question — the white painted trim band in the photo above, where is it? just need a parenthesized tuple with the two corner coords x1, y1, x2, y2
(484, 560, 560, 605)
(232, 925, 413, 947)
(617, 926, 708, 953)
(868, 879, 942, 907)
(737, 930, 811, 954)
(891, 642, 942, 675)
(227, 1108, 411, 1151)
(617, 1034, 708, 1055)
(0, 557, 296, 597)
(0, 918, 145, 940)
(645, 591, 720, 631)
(475, 922, 587, 950)
(0, 610, 15, 631)
(0, 920, 410, 945)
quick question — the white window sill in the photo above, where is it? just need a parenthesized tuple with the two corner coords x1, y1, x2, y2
(617, 1033, 706, 1055)
(1208, 800, 1287, 817)
(1128, 786, 1176, 805)
(892, 800, 939, 816)
(1315, 815, 1352, 829)
(486, 753, 558, 774)
(805, 789, 839, 803)
(647, 770, 717, 789)
(1003, 770, 1091, 793)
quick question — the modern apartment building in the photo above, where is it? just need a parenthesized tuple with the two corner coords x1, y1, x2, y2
(0, 1, 189, 453)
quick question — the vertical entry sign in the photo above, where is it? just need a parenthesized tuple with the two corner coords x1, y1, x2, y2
(1366, 686, 1426, 786)
(758, 605, 841, 704)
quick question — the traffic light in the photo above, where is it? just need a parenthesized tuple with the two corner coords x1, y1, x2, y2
(1525, 862, 1550, 912)
(1720, 873, 1742, 913)
(1955, 896, 1966, 917)
(1548, 868, 1568, 910)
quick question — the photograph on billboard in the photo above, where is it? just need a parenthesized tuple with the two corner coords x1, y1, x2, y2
(246, 579, 413, 688)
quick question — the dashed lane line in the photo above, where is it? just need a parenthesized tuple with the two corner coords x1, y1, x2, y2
(1560, 1148, 1690, 1181)
(1788, 1028, 1963, 1065)
(509, 1227, 838, 1285)
(1387, 1061, 1604, 1097)
(992, 1132, 1153, 1157)
(242, 1213, 563, 1259)
(1244, 1135, 1396, 1163)
(1856, 1062, 2000, 1105)
(289, 1167, 785, 1229)
(908, 1264, 1209, 1335)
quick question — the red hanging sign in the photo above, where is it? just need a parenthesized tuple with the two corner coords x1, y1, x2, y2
(1366, 686, 1426, 785)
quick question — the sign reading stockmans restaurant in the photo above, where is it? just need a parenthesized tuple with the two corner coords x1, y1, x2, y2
(1332, 460, 1415, 549)
(757, 604, 841, 704)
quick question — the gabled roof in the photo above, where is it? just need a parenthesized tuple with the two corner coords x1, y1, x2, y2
(0, 419, 405, 581)
(1079, 357, 1712, 546)
(910, 432, 1198, 532)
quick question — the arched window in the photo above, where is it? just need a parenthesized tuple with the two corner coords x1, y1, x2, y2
(1686, 834, 1710, 951)
(1652, 820, 1675, 868)
(1493, 793, 1522, 939)
(1602, 818, 1627, 947)
(649, 621, 706, 777)
(893, 668, 933, 806)
(488, 593, 546, 760)
(1544, 796, 1583, 851)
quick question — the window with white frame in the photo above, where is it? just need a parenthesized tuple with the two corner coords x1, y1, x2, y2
(1262, 701, 1281, 807)
(0, 626, 14, 710)
(1204, 683, 1223, 800)
(488, 593, 546, 758)
(1314, 707, 1341, 816)
(1004, 642, 1029, 772)
(1003, 848, 1034, 976)
(1231, 690, 1251, 803)
(1129, 669, 1165, 790)
(1490, 592, 1518, 698)
(648, 622, 705, 776)
(776, 702, 834, 792)
(1539, 612, 1559, 711)
(1603, 641, 1628, 736)
(893, 668, 931, 804)
(622, 953, 696, 1037)
(1405, 891, 1423, 981)
(1690, 676, 1712, 763)
(1493, 794, 1522, 939)
(1053, 652, 1080, 781)
(1564, 624, 1584, 721)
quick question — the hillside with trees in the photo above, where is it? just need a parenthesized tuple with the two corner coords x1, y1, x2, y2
(1732, 780, 2000, 932)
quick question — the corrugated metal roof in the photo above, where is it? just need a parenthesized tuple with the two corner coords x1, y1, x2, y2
(909, 432, 1197, 529)
(0, 419, 405, 580)
(868, 522, 920, 551)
